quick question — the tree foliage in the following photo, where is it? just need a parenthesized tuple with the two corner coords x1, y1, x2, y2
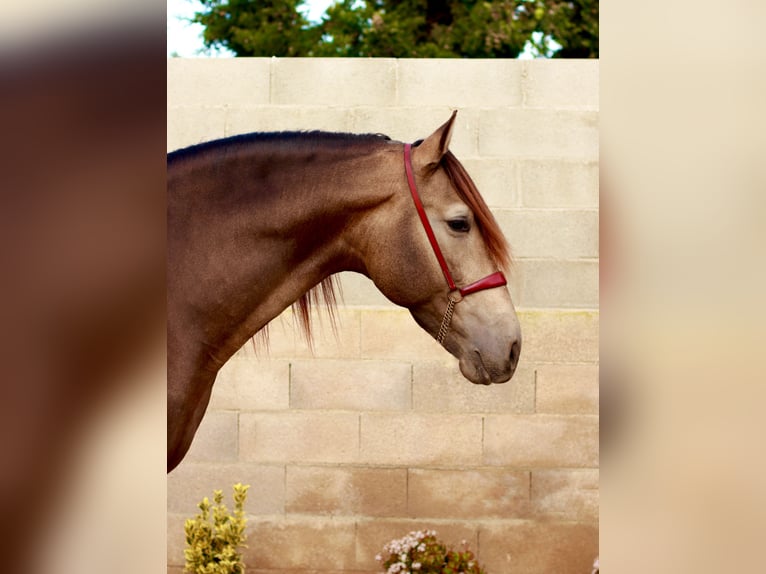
(193, 0, 598, 58)
(535, 0, 598, 57)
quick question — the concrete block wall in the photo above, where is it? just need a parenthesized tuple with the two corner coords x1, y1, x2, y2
(167, 58, 598, 574)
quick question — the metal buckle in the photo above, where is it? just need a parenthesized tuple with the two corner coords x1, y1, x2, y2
(436, 292, 462, 345)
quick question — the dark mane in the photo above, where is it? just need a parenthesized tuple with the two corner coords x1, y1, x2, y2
(168, 130, 392, 163)
(441, 151, 512, 272)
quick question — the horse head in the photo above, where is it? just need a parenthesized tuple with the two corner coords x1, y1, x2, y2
(363, 112, 521, 384)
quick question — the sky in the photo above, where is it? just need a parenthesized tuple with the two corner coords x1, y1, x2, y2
(166, 0, 549, 58)
(166, 0, 227, 57)
(167, 0, 333, 57)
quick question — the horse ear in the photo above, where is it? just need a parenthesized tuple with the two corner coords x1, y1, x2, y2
(413, 110, 457, 173)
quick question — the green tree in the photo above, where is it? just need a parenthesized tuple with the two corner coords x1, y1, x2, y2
(193, 0, 598, 58)
(532, 0, 598, 57)
(194, 0, 320, 56)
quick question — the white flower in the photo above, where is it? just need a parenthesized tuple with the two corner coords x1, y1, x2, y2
(375, 554, 382, 562)
(412, 562, 422, 570)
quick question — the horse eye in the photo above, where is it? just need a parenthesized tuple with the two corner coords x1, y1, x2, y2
(447, 218, 470, 233)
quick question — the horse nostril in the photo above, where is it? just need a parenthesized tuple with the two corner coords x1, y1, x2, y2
(509, 340, 521, 372)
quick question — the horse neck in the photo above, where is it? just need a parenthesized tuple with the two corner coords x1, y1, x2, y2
(168, 141, 395, 367)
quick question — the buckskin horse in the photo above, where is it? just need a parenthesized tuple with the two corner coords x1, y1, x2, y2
(167, 112, 522, 471)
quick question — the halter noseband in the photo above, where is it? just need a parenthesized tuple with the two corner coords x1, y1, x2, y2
(404, 143, 508, 345)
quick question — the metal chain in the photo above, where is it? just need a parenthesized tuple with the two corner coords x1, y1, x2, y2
(436, 297, 458, 345)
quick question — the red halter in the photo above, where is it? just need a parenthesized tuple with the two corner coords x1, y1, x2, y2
(404, 143, 508, 344)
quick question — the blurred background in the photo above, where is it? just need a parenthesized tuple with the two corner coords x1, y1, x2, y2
(0, 5, 166, 574)
(600, 3, 766, 572)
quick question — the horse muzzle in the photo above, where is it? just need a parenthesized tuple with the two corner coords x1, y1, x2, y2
(456, 330, 522, 385)
(460, 345, 520, 385)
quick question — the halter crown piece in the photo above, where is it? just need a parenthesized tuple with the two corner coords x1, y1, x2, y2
(403, 143, 508, 345)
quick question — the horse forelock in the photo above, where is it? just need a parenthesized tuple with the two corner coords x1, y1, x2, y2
(442, 151, 512, 272)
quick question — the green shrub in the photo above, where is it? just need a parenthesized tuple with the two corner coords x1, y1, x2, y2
(184, 483, 250, 574)
(376, 530, 487, 574)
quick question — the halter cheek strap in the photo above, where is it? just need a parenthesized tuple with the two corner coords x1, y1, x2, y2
(403, 143, 508, 345)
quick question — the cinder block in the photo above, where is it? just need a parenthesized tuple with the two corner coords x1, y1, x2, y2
(520, 159, 599, 208)
(183, 410, 239, 463)
(515, 259, 599, 309)
(518, 309, 598, 363)
(271, 58, 397, 106)
(167, 59, 271, 108)
(496, 209, 599, 259)
(458, 158, 520, 209)
(478, 109, 599, 160)
(336, 271, 395, 307)
(167, 106, 227, 152)
(531, 469, 599, 522)
(349, 106, 479, 158)
(239, 412, 359, 464)
(166, 513, 186, 566)
(360, 413, 482, 466)
(483, 414, 599, 468)
(505, 265, 524, 307)
(303, 307, 362, 359)
(290, 359, 412, 411)
(522, 60, 599, 109)
(398, 60, 522, 108)
(412, 359, 535, 414)
(408, 469, 530, 519)
(360, 309, 444, 361)
(167, 462, 285, 515)
(536, 364, 599, 414)
(209, 359, 290, 411)
(286, 466, 407, 517)
(244, 516, 357, 570)
(356, 519, 479, 571)
(232, 308, 361, 361)
(479, 520, 599, 574)
(225, 105, 353, 137)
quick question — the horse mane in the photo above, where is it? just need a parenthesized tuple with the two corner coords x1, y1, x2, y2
(292, 275, 342, 347)
(168, 130, 392, 163)
(441, 151, 512, 272)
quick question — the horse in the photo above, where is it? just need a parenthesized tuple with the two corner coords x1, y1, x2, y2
(167, 111, 522, 472)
